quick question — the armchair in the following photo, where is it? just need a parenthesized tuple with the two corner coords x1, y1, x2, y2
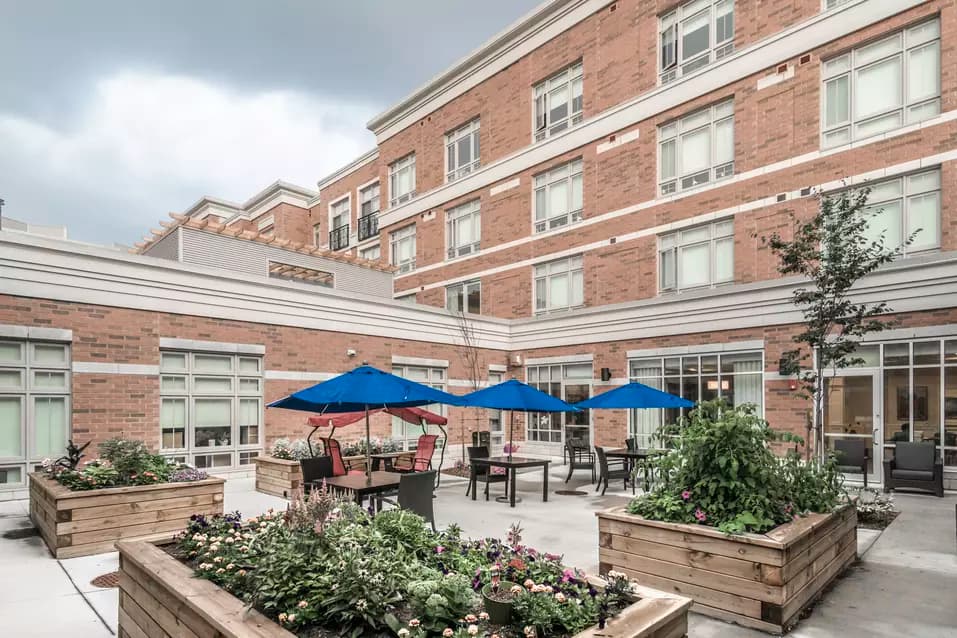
(883, 442, 943, 497)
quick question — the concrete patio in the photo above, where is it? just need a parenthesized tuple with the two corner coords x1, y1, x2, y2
(1, 466, 954, 637)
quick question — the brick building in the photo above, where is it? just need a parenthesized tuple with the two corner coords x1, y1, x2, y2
(3, 0, 957, 497)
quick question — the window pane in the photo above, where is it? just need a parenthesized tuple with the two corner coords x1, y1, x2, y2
(714, 118, 734, 164)
(0, 370, 23, 390)
(679, 243, 710, 288)
(660, 250, 676, 289)
(571, 173, 583, 211)
(856, 33, 901, 66)
(239, 378, 261, 393)
(865, 201, 902, 248)
(535, 278, 547, 310)
(570, 270, 584, 306)
(194, 376, 233, 393)
(681, 127, 711, 174)
(161, 375, 187, 392)
(908, 42, 939, 102)
(907, 192, 939, 250)
(681, 11, 710, 61)
(883, 343, 910, 366)
(33, 344, 67, 365)
(195, 398, 231, 425)
(825, 76, 850, 126)
(33, 397, 67, 458)
(33, 371, 67, 389)
(0, 343, 22, 364)
(913, 341, 940, 365)
(0, 397, 22, 458)
(548, 181, 569, 217)
(161, 398, 186, 448)
(194, 354, 232, 373)
(549, 273, 569, 308)
(855, 57, 902, 120)
(660, 140, 676, 180)
(714, 237, 734, 281)
(0, 466, 23, 484)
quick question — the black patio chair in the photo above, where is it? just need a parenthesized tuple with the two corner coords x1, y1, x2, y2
(466, 445, 508, 499)
(884, 442, 943, 497)
(565, 438, 596, 483)
(625, 437, 639, 452)
(300, 456, 333, 495)
(381, 470, 437, 532)
(594, 446, 630, 496)
(833, 439, 868, 488)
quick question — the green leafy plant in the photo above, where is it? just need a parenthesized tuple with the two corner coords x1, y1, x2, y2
(404, 571, 477, 633)
(846, 487, 898, 529)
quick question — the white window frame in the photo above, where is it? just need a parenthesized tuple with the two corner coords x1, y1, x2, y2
(446, 280, 481, 315)
(328, 195, 351, 232)
(533, 158, 583, 234)
(389, 154, 417, 207)
(526, 363, 592, 445)
(821, 19, 940, 148)
(446, 199, 481, 259)
(849, 168, 941, 256)
(390, 224, 417, 274)
(359, 182, 380, 218)
(359, 244, 381, 261)
(659, 0, 734, 85)
(446, 119, 481, 182)
(534, 255, 584, 315)
(312, 223, 322, 247)
(659, 219, 734, 293)
(391, 365, 446, 450)
(658, 99, 734, 195)
(823, 0, 851, 9)
(533, 61, 583, 142)
(160, 350, 263, 469)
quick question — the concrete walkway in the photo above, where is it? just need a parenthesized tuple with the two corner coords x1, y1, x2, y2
(1, 467, 954, 637)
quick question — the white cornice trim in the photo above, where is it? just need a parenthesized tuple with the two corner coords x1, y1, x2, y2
(0, 325, 73, 341)
(159, 338, 265, 355)
(72, 362, 159, 376)
(183, 181, 316, 225)
(524, 353, 593, 366)
(626, 340, 765, 359)
(367, 0, 612, 140)
(377, 0, 927, 230)
(316, 149, 380, 193)
(392, 355, 450, 368)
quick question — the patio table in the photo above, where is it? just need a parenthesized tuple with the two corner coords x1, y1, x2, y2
(320, 471, 402, 511)
(470, 456, 550, 508)
(605, 448, 664, 491)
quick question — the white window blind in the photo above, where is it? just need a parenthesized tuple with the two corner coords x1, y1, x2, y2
(534, 159, 583, 233)
(659, 220, 734, 292)
(446, 199, 481, 259)
(534, 255, 584, 314)
(659, 100, 734, 195)
(390, 224, 417, 273)
(660, 0, 734, 84)
(858, 169, 941, 256)
(389, 154, 416, 206)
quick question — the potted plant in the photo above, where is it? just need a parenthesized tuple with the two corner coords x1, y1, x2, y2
(481, 564, 519, 625)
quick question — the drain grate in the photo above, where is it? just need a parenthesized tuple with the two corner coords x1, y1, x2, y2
(2, 527, 39, 540)
(91, 571, 120, 588)
(554, 489, 588, 496)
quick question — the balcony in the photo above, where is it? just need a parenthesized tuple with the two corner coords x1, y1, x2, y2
(357, 214, 379, 242)
(328, 224, 350, 251)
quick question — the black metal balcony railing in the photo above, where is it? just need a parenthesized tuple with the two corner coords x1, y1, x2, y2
(357, 214, 379, 242)
(328, 224, 350, 251)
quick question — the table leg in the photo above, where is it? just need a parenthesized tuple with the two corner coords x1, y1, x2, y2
(372, 458, 381, 472)
(509, 468, 517, 508)
(384, 458, 394, 472)
(470, 464, 477, 501)
(543, 464, 549, 502)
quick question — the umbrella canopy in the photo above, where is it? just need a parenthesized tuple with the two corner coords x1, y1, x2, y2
(573, 382, 694, 409)
(306, 406, 448, 428)
(268, 365, 463, 414)
(457, 379, 578, 412)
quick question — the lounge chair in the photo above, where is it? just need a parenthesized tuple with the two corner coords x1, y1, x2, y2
(883, 442, 943, 497)
(394, 434, 439, 472)
(321, 438, 365, 477)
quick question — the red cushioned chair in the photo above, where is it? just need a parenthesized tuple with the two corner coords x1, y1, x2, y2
(321, 437, 365, 477)
(394, 434, 439, 473)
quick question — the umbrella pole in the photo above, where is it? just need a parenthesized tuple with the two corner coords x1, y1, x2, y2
(364, 406, 372, 484)
(435, 420, 447, 489)
(507, 410, 514, 460)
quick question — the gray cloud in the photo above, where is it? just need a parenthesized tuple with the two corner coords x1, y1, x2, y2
(0, 0, 541, 244)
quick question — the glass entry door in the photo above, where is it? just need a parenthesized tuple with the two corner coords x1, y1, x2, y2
(823, 371, 881, 485)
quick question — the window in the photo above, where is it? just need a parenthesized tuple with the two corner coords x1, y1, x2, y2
(629, 351, 763, 445)
(329, 197, 350, 251)
(359, 244, 381, 261)
(390, 225, 416, 274)
(312, 223, 322, 247)
(527, 363, 591, 444)
(488, 371, 504, 448)
(446, 280, 481, 315)
(358, 183, 380, 241)
(659, 219, 734, 292)
(534, 62, 583, 142)
(160, 350, 263, 469)
(534, 159, 583, 233)
(660, 0, 734, 84)
(822, 19, 940, 147)
(858, 169, 941, 255)
(824, 0, 851, 8)
(659, 100, 734, 195)
(446, 200, 481, 259)
(389, 154, 416, 206)
(534, 255, 584, 314)
(391, 365, 446, 449)
(446, 119, 480, 182)
(0, 340, 70, 488)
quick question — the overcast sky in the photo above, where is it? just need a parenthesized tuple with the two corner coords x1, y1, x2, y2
(0, 1, 541, 245)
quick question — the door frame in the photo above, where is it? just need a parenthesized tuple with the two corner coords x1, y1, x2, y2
(822, 367, 882, 485)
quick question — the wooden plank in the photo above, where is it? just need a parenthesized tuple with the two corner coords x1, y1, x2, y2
(782, 527, 856, 602)
(572, 596, 691, 638)
(781, 515, 857, 585)
(59, 504, 215, 534)
(598, 516, 785, 566)
(63, 482, 225, 510)
(120, 568, 204, 638)
(67, 493, 220, 522)
(597, 507, 784, 550)
(118, 606, 153, 638)
(121, 591, 171, 638)
(64, 516, 203, 549)
(694, 601, 783, 633)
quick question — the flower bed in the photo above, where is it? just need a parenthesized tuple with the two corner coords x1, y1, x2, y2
(148, 491, 690, 637)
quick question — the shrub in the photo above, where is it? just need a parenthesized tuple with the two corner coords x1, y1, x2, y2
(270, 438, 316, 461)
(627, 400, 843, 534)
(846, 487, 897, 528)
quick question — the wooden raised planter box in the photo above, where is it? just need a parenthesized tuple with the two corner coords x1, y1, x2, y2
(117, 540, 691, 638)
(254, 452, 415, 498)
(596, 505, 857, 634)
(28, 472, 225, 559)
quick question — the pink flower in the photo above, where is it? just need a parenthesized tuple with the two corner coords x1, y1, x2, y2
(681, 490, 692, 501)
(443, 629, 454, 637)
(561, 568, 575, 583)
(435, 545, 445, 554)
(694, 508, 707, 522)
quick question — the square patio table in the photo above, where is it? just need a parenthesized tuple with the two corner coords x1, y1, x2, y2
(470, 456, 550, 508)
(605, 448, 664, 491)
(320, 471, 401, 511)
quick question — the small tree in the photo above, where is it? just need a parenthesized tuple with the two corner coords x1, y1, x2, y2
(761, 185, 915, 459)
(453, 311, 486, 464)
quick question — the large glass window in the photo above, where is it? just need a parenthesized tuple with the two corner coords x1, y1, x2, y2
(390, 224, 417, 274)
(534, 255, 584, 314)
(659, 100, 734, 195)
(160, 351, 262, 469)
(629, 351, 763, 446)
(659, 0, 734, 84)
(534, 62, 583, 142)
(446, 199, 481, 259)
(446, 280, 481, 315)
(659, 219, 734, 292)
(329, 197, 350, 251)
(446, 119, 480, 182)
(0, 340, 70, 488)
(358, 183, 380, 241)
(534, 159, 583, 233)
(389, 154, 416, 206)
(527, 363, 592, 444)
(857, 169, 941, 256)
(822, 19, 940, 147)
(391, 365, 446, 450)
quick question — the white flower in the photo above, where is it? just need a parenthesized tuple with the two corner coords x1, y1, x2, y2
(467, 625, 479, 636)
(398, 630, 410, 638)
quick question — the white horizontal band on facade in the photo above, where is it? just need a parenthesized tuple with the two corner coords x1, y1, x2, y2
(377, 0, 924, 230)
(524, 353, 593, 366)
(264, 371, 336, 382)
(489, 178, 521, 196)
(394, 145, 957, 298)
(593, 377, 631, 387)
(159, 337, 266, 355)
(626, 340, 766, 360)
(0, 324, 73, 342)
(72, 362, 160, 376)
(488, 363, 508, 372)
(860, 323, 957, 343)
(392, 355, 450, 368)
(596, 129, 639, 154)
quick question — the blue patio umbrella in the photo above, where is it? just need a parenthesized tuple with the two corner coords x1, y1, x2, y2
(572, 381, 694, 410)
(458, 379, 578, 460)
(268, 365, 465, 480)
